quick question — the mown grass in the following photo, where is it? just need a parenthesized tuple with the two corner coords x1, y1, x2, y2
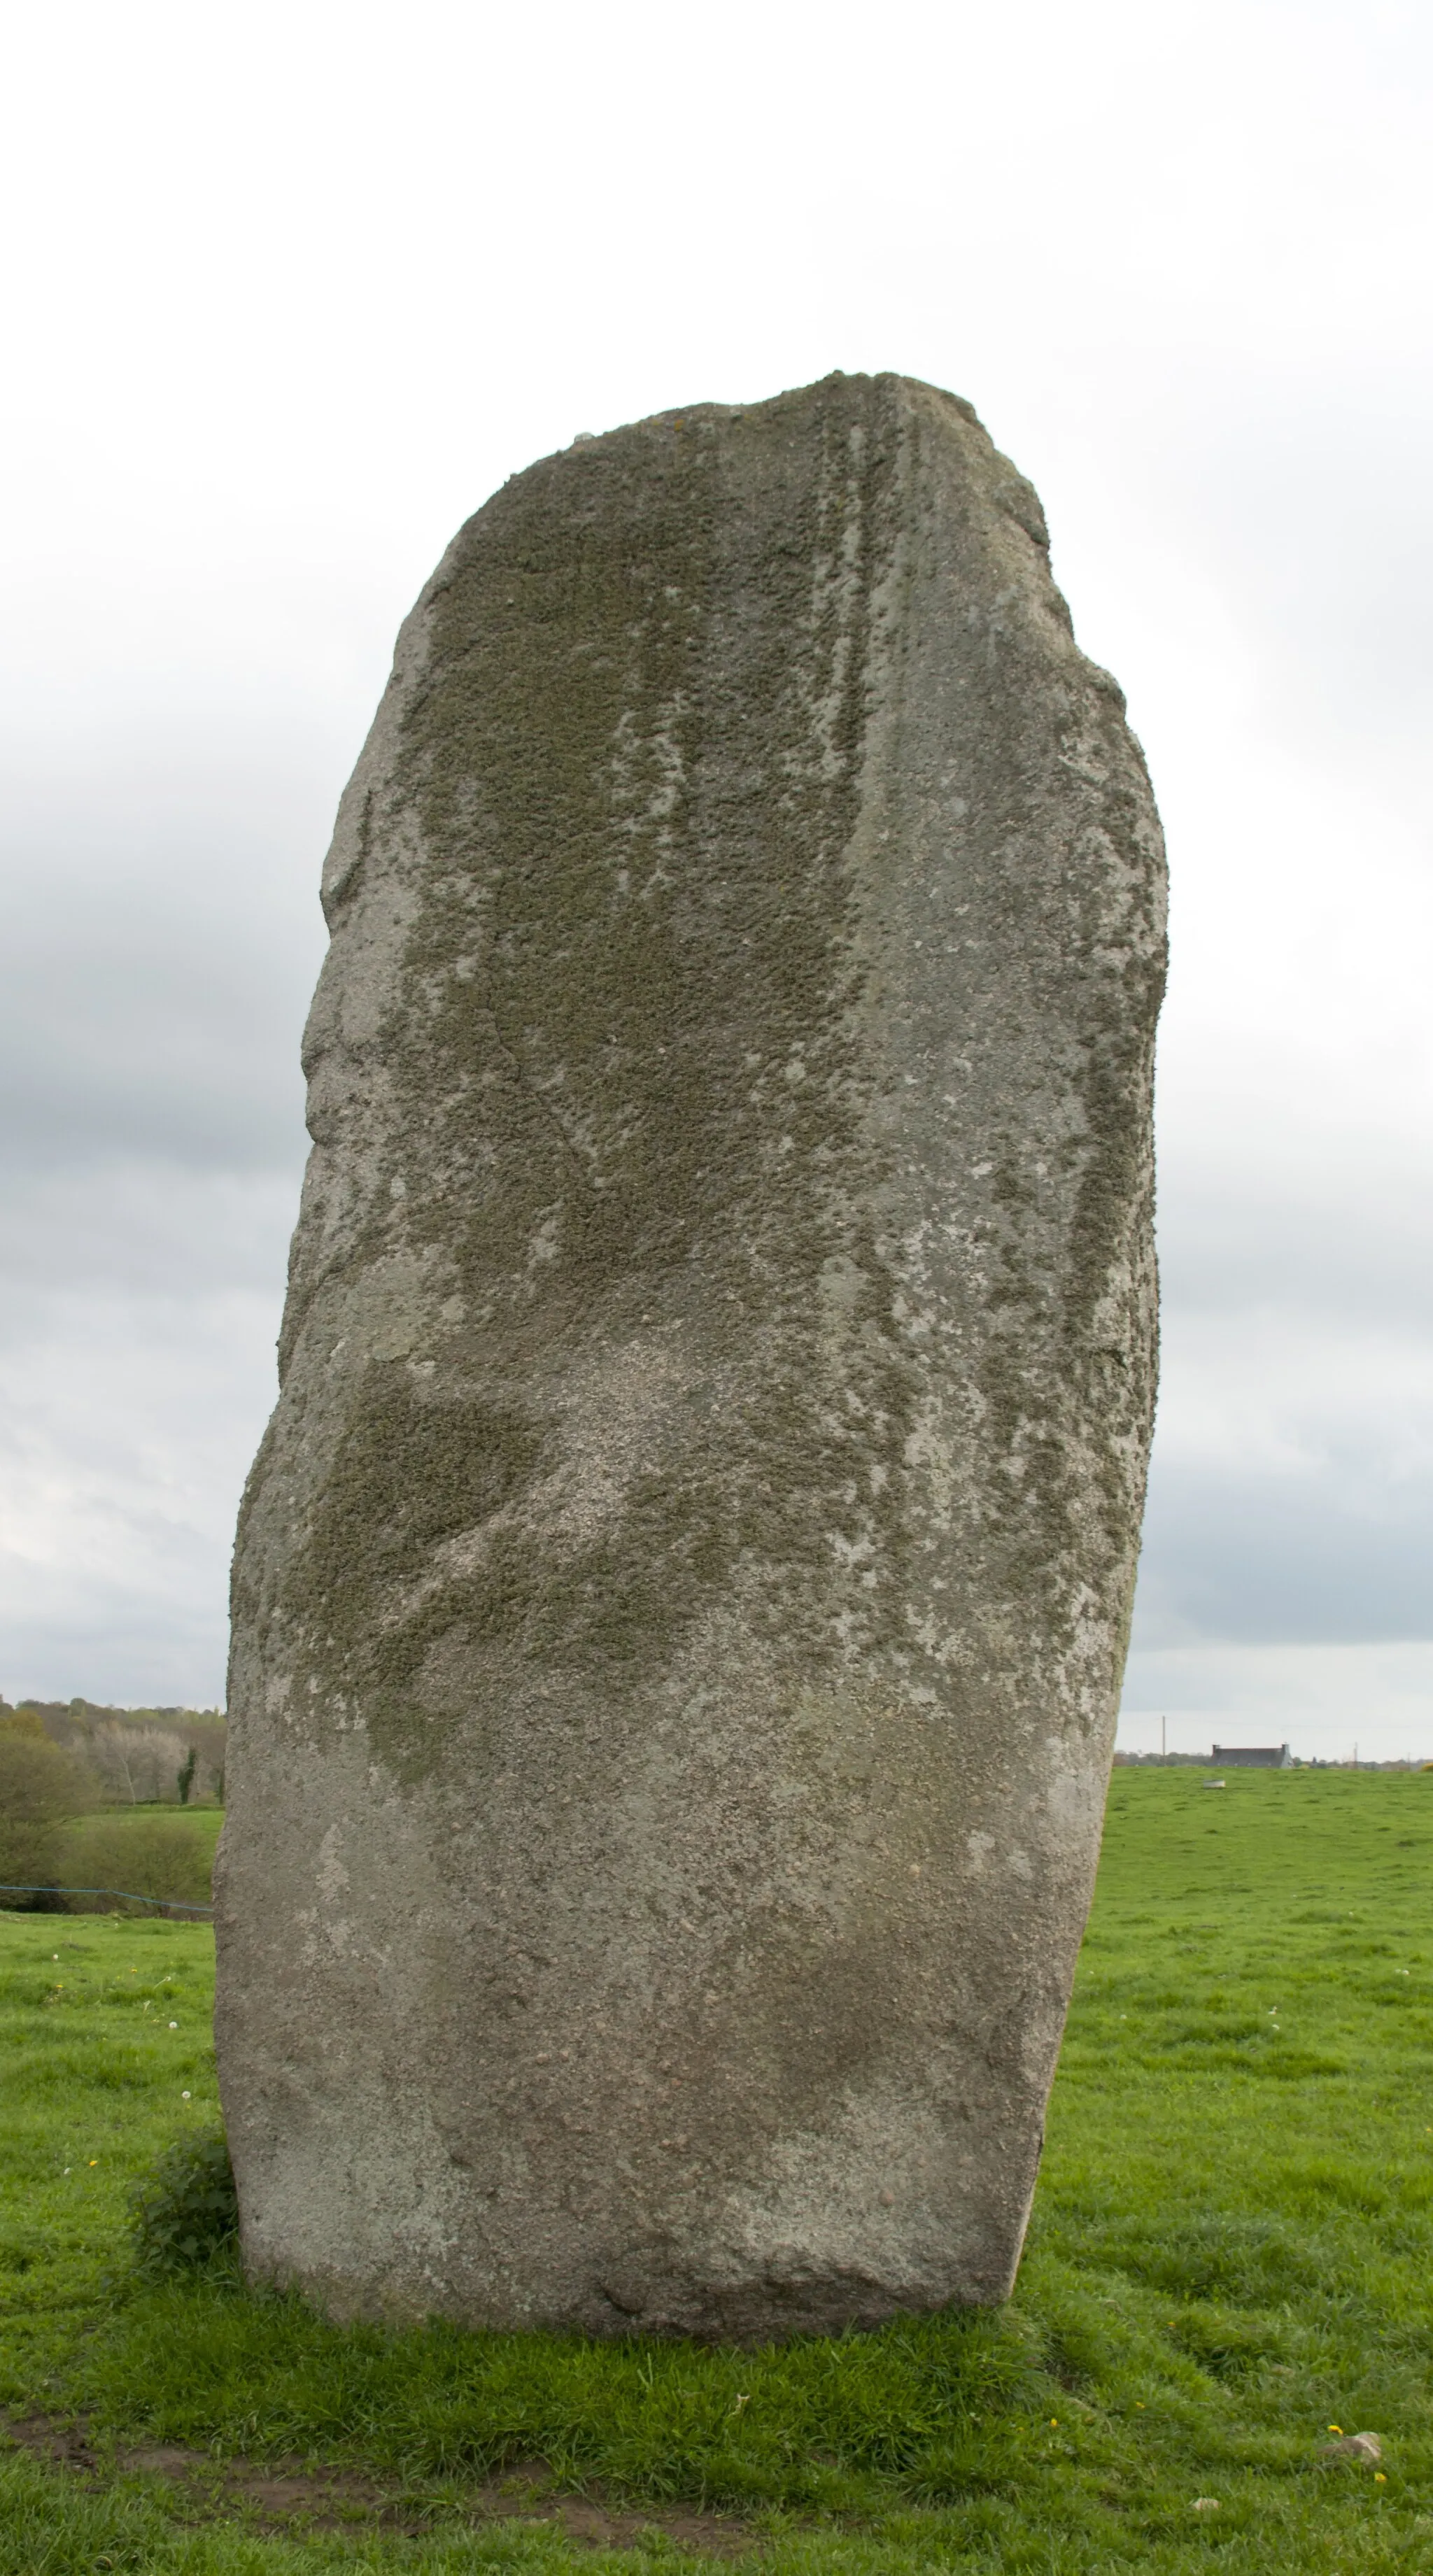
(4, 1765, 1433, 2570)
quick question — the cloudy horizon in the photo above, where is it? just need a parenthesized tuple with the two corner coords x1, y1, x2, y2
(2, 0, 1428, 1759)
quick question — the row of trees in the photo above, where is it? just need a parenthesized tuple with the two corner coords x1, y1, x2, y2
(1, 1697, 225, 1803)
(0, 1713, 91, 1896)
(85, 1720, 218, 1804)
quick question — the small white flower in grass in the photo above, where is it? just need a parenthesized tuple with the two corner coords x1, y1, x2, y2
(169, 2020, 178, 2030)
(181, 2090, 191, 2101)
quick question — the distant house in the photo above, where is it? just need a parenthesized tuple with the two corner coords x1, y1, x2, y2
(1211, 1743, 1292, 1769)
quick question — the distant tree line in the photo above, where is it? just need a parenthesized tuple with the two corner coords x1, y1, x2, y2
(1112, 1750, 1426, 1771)
(0, 1696, 225, 1804)
(1113, 1751, 1227, 1767)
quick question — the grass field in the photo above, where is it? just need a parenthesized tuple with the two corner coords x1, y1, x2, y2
(3, 1766, 1433, 2571)
(62, 1805, 226, 1850)
(57, 1804, 225, 1880)
(36, 1804, 224, 1921)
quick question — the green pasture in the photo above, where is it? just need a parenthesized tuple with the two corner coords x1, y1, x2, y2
(4, 1764, 1433, 2571)
(66, 1804, 226, 1842)
(58, 1804, 225, 1874)
(45, 1804, 223, 1918)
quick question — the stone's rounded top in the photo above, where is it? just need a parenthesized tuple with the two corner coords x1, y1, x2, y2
(565, 370, 984, 446)
(533, 373, 1020, 512)
(526, 374, 1045, 564)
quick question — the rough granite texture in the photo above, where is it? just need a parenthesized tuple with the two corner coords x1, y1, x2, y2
(216, 371, 1166, 2341)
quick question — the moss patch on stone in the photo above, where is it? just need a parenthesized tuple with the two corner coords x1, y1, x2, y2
(283, 378, 938, 1774)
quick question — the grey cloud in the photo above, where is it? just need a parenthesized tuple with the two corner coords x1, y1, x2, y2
(0, 1589, 232, 1711)
(0, 1276, 281, 1706)
(0, 732, 329, 1701)
(1133, 1179, 1433, 1650)
(1179, 381, 1433, 756)
(0, 721, 333, 1182)
(1132, 1450, 1433, 1651)
(0, 928, 310, 1177)
(1155, 1158, 1433, 1329)
(0, 1166, 300, 1306)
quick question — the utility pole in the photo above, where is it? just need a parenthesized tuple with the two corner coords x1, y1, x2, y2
(1161, 1713, 1166, 1762)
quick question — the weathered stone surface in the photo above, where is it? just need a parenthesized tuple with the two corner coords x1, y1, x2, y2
(216, 373, 1166, 2340)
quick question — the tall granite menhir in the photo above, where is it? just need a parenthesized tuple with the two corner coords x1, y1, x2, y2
(217, 374, 1166, 2339)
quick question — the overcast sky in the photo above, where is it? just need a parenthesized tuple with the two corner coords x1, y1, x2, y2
(1, 0, 1429, 1755)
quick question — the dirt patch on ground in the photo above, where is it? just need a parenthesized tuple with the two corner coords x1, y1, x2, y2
(3, 2412, 758, 2554)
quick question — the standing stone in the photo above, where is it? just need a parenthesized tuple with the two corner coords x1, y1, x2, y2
(216, 374, 1166, 2340)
